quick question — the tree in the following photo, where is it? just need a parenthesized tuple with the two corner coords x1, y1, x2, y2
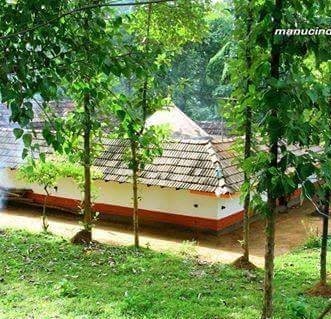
(55, 6, 134, 243)
(228, 0, 330, 317)
(315, 62, 331, 289)
(17, 157, 86, 232)
(0, 0, 73, 157)
(164, 2, 233, 120)
(225, 0, 255, 268)
(17, 160, 60, 232)
(261, 2, 283, 317)
(114, 0, 209, 247)
(303, 59, 331, 291)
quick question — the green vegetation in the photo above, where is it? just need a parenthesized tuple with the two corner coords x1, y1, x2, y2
(165, 3, 233, 120)
(224, 1, 330, 316)
(114, 1, 206, 247)
(0, 229, 329, 319)
(0, 1, 330, 318)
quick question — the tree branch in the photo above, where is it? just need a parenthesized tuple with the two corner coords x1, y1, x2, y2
(0, 0, 174, 40)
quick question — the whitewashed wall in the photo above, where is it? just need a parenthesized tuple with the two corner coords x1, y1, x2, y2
(0, 168, 245, 220)
(218, 195, 243, 218)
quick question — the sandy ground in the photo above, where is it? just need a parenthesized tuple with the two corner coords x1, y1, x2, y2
(0, 202, 328, 267)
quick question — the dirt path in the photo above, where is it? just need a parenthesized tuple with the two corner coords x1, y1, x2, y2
(0, 202, 328, 267)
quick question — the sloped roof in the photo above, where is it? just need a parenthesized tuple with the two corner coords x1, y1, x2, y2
(0, 128, 324, 194)
(0, 101, 75, 129)
(0, 127, 236, 194)
(196, 120, 228, 137)
(95, 138, 233, 193)
(0, 103, 323, 195)
(146, 106, 209, 139)
(212, 139, 243, 192)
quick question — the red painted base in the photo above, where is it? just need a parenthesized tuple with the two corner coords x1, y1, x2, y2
(24, 192, 243, 232)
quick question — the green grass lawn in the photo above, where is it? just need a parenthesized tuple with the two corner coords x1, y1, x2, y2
(0, 229, 329, 319)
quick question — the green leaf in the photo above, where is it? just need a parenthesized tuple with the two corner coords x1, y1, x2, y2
(13, 128, 24, 139)
(22, 148, 29, 159)
(116, 110, 126, 121)
(23, 133, 32, 147)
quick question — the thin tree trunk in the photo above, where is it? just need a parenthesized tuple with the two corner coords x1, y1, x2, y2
(129, 2, 152, 248)
(320, 98, 331, 285)
(262, 1, 282, 317)
(42, 185, 49, 232)
(83, 93, 92, 242)
(262, 194, 277, 319)
(131, 140, 139, 248)
(243, 187, 251, 260)
(242, 0, 252, 262)
(242, 103, 252, 261)
(320, 191, 330, 285)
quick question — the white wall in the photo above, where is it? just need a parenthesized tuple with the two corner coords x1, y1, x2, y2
(95, 181, 221, 219)
(0, 168, 29, 189)
(218, 195, 243, 218)
(0, 168, 243, 220)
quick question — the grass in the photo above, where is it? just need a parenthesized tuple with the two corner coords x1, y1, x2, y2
(0, 229, 330, 319)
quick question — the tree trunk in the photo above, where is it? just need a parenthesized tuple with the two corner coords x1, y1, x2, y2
(320, 97, 331, 285)
(262, 196, 277, 319)
(243, 106, 252, 261)
(262, 1, 282, 317)
(262, 136, 278, 319)
(83, 93, 92, 242)
(242, 0, 253, 262)
(320, 191, 330, 285)
(42, 185, 49, 232)
(129, 2, 152, 249)
(243, 190, 250, 260)
(131, 141, 139, 248)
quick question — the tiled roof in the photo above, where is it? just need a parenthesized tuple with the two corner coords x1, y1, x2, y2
(0, 129, 51, 168)
(0, 128, 323, 194)
(0, 101, 75, 129)
(196, 121, 228, 137)
(212, 139, 243, 192)
(0, 127, 236, 194)
(95, 138, 232, 193)
(0, 102, 323, 195)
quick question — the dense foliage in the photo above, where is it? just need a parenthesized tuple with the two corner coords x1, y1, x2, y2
(164, 3, 233, 120)
(225, 0, 330, 317)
